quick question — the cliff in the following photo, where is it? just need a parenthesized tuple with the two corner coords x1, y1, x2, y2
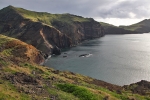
(0, 6, 104, 55)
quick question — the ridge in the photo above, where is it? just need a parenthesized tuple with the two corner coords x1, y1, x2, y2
(0, 6, 104, 56)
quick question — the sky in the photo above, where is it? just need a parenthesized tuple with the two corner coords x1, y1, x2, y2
(0, 0, 150, 26)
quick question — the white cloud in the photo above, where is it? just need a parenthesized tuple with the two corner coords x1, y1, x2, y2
(129, 12, 136, 18)
(94, 18, 144, 26)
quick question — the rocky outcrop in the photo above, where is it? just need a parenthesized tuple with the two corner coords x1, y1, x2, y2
(0, 6, 104, 56)
(123, 80, 150, 95)
(0, 35, 44, 64)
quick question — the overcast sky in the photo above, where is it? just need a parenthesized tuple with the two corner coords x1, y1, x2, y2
(0, 0, 150, 26)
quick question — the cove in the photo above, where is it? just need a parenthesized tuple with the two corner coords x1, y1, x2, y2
(44, 34, 150, 86)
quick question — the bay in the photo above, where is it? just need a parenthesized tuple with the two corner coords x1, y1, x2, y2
(44, 34, 150, 86)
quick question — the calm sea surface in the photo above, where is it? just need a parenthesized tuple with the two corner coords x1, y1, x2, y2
(44, 34, 150, 86)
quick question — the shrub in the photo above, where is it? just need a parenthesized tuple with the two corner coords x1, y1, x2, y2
(57, 83, 97, 100)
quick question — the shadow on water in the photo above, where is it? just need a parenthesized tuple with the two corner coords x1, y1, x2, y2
(61, 39, 103, 52)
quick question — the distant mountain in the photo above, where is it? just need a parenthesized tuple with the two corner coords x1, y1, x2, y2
(100, 22, 136, 34)
(120, 19, 150, 33)
(0, 5, 104, 56)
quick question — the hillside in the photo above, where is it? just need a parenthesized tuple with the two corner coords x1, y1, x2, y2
(120, 19, 150, 33)
(100, 22, 136, 34)
(0, 34, 44, 65)
(1, 34, 150, 100)
(0, 5, 104, 56)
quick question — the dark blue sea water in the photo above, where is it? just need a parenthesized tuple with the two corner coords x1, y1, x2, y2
(45, 34, 150, 86)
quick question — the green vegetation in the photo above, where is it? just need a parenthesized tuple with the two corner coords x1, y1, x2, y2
(5, 6, 92, 26)
(119, 19, 150, 32)
(0, 80, 31, 100)
(98, 87, 127, 99)
(120, 23, 142, 31)
(100, 22, 136, 34)
(46, 86, 79, 100)
(1, 48, 14, 56)
(0, 35, 15, 46)
(100, 22, 117, 28)
(22, 63, 36, 70)
(0, 35, 15, 56)
(0, 7, 150, 99)
(0, 34, 149, 100)
(100, 19, 150, 33)
(57, 83, 98, 100)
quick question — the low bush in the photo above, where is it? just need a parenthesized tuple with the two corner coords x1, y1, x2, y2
(57, 83, 97, 100)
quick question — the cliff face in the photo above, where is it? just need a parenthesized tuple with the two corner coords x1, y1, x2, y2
(52, 19, 104, 45)
(1, 21, 71, 55)
(0, 6, 104, 55)
(0, 6, 71, 55)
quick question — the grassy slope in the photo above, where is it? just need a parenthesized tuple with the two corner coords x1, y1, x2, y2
(119, 19, 150, 32)
(99, 22, 136, 34)
(120, 23, 142, 31)
(0, 35, 150, 100)
(8, 6, 92, 26)
(100, 22, 117, 28)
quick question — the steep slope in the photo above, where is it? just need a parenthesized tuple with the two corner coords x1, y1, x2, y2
(120, 19, 150, 33)
(100, 22, 136, 34)
(0, 35, 150, 100)
(0, 6, 71, 55)
(0, 6, 104, 56)
(0, 34, 44, 65)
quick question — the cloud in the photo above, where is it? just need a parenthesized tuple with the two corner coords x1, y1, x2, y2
(95, 18, 144, 26)
(1, 0, 150, 25)
(94, 0, 150, 19)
